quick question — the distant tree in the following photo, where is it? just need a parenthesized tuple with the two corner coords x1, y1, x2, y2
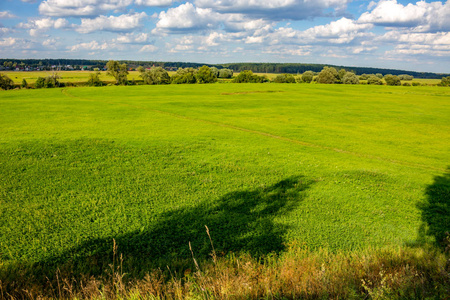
(317, 66, 338, 84)
(367, 75, 382, 85)
(171, 68, 197, 84)
(338, 69, 347, 82)
(232, 70, 268, 83)
(376, 73, 383, 79)
(87, 71, 103, 86)
(0, 73, 14, 90)
(210, 67, 220, 78)
(439, 76, 450, 86)
(45, 73, 61, 88)
(384, 74, 401, 86)
(342, 72, 360, 84)
(141, 67, 171, 85)
(273, 74, 296, 83)
(359, 74, 370, 80)
(301, 71, 314, 83)
(35, 77, 45, 88)
(106, 60, 128, 85)
(218, 68, 233, 78)
(137, 66, 145, 73)
(21, 79, 28, 89)
(398, 74, 414, 81)
(195, 65, 218, 84)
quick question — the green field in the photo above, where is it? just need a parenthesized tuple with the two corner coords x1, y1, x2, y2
(0, 84, 449, 285)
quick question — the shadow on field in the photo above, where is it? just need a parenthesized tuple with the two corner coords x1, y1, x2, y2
(417, 167, 450, 248)
(2, 175, 313, 288)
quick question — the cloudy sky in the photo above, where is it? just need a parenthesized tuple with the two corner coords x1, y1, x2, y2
(0, 0, 449, 72)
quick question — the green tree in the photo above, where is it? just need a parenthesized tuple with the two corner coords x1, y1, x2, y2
(141, 67, 171, 85)
(87, 71, 103, 86)
(301, 71, 314, 83)
(210, 67, 220, 78)
(398, 74, 413, 81)
(273, 74, 295, 83)
(338, 69, 347, 82)
(21, 79, 28, 89)
(317, 66, 338, 84)
(384, 74, 401, 86)
(106, 60, 128, 85)
(171, 68, 197, 84)
(195, 65, 217, 84)
(376, 73, 383, 79)
(367, 75, 382, 85)
(0, 73, 14, 90)
(232, 70, 268, 83)
(439, 76, 450, 86)
(342, 72, 359, 84)
(137, 66, 145, 73)
(218, 68, 233, 78)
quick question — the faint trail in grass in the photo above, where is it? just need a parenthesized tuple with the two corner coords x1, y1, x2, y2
(61, 88, 445, 172)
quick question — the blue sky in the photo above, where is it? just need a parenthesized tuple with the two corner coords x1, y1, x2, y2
(0, 0, 449, 72)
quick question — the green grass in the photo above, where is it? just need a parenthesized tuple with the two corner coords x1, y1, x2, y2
(0, 84, 449, 285)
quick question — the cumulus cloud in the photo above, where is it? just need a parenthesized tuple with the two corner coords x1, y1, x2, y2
(139, 44, 158, 52)
(18, 18, 69, 36)
(359, 0, 450, 32)
(135, 0, 173, 6)
(114, 32, 150, 43)
(77, 12, 147, 33)
(39, 0, 133, 17)
(0, 11, 17, 18)
(69, 40, 109, 51)
(154, 2, 221, 33)
(195, 0, 351, 20)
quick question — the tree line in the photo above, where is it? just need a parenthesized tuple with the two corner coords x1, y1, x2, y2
(1, 59, 448, 79)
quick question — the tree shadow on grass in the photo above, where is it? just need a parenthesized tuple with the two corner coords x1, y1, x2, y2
(2, 175, 313, 289)
(417, 168, 450, 248)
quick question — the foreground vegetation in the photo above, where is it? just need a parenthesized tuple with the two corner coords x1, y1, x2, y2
(0, 84, 449, 298)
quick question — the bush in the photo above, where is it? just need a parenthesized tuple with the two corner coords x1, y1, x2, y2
(218, 68, 233, 79)
(232, 70, 268, 83)
(301, 71, 314, 83)
(399, 74, 414, 81)
(342, 72, 360, 84)
(317, 67, 338, 84)
(402, 82, 411, 86)
(439, 76, 450, 86)
(0, 73, 15, 90)
(141, 67, 171, 85)
(87, 71, 103, 87)
(384, 74, 401, 86)
(367, 75, 382, 85)
(21, 79, 28, 89)
(273, 74, 296, 83)
(412, 82, 420, 86)
(195, 65, 217, 84)
(171, 68, 197, 84)
(35, 77, 45, 88)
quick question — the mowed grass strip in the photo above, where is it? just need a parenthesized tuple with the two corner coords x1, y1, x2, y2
(0, 84, 449, 282)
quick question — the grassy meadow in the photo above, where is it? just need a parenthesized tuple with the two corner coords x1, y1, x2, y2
(0, 83, 449, 298)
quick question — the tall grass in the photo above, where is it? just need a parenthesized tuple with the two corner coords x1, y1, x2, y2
(1, 238, 448, 299)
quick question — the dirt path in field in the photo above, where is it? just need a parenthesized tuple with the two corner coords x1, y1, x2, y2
(61, 88, 446, 172)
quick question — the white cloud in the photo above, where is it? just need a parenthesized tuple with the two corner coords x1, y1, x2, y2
(135, 0, 173, 6)
(359, 0, 450, 32)
(39, 0, 133, 17)
(195, 0, 351, 20)
(154, 3, 221, 33)
(69, 40, 109, 51)
(21, 0, 37, 2)
(0, 27, 11, 37)
(0, 11, 17, 18)
(114, 32, 150, 43)
(139, 44, 158, 52)
(77, 12, 147, 33)
(18, 18, 69, 36)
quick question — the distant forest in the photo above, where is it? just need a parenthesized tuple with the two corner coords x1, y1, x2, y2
(1, 58, 448, 79)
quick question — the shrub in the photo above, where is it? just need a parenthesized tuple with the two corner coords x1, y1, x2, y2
(301, 71, 314, 83)
(412, 82, 420, 86)
(317, 66, 338, 84)
(232, 70, 268, 83)
(399, 74, 414, 81)
(0, 73, 15, 90)
(273, 74, 296, 83)
(171, 68, 197, 84)
(439, 76, 450, 86)
(141, 67, 171, 85)
(35, 77, 45, 89)
(21, 79, 28, 89)
(384, 74, 401, 86)
(87, 71, 103, 87)
(195, 65, 218, 84)
(367, 75, 382, 85)
(218, 68, 233, 79)
(342, 72, 360, 84)
(402, 82, 411, 86)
